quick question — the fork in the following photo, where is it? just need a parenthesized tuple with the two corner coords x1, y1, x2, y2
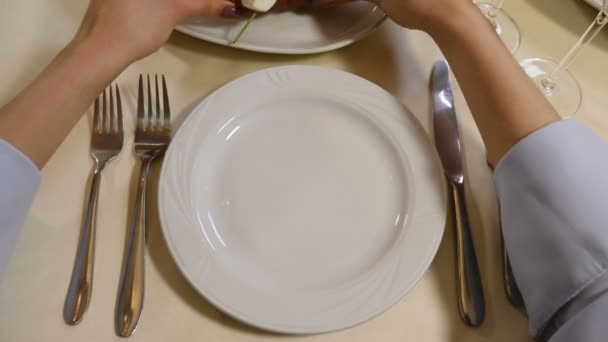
(64, 85, 124, 325)
(115, 75, 171, 337)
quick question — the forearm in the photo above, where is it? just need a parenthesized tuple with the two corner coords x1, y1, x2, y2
(426, 2, 560, 165)
(0, 37, 130, 168)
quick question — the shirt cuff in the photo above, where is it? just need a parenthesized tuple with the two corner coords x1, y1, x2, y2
(494, 119, 608, 336)
(0, 139, 40, 282)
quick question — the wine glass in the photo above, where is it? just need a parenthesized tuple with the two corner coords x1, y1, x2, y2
(521, 3, 608, 117)
(475, 0, 521, 54)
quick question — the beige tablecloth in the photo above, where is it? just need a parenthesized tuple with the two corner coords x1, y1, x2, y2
(1, 1, 607, 341)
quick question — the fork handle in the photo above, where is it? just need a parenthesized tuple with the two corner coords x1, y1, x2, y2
(496, 202, 525, 309)
(501, 230, 525, 308)
(452, 182, 486, 327)
(115, 159, 152, 337)
(63, 163, 104, 325)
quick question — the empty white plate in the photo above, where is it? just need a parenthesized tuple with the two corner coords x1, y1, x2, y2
(176, 3, 386, 54)
(159, 65, 446, 334)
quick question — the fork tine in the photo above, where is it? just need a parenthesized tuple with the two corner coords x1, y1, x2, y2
(110, 84, 115, 133)
(102, 88, 109, 133)
(162, 75, 171, 129)
(93, 96, 101, 133)
(155, 75, 161, 130)
(137, 75, 144, 131)
(147, 75, 152, 131)
(116, 84, 123, 133)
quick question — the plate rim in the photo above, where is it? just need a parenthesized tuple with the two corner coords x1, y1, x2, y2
(158, 65, 447, 334)
(175, 10, 387, 54)
(584, 0, 602, 10)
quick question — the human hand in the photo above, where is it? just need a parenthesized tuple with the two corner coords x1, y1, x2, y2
(229, 0, 350, 12)
(72, 0, 238, 64)
(310, 0, 474, 32)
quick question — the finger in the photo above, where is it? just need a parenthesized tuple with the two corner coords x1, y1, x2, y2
(181, 0, 236, 18)
(220, 5, 254, 18)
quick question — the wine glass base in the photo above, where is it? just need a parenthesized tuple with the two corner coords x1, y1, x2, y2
(475, 2, 521, 54)
(520, 58, 582, 118)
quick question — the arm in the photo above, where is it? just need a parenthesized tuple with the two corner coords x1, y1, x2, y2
(0, 0, 235, 281)
(427, 8, 608, 341)
(493, 120, 608, 339)
(0, 0, 235, 168)
(0, 40, 127, 168)
(380, 0, 560, 166)
(376, 1, 608, 340)
(427, 3, 561, 165)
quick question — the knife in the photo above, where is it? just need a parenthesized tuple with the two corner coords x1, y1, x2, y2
(431, 60, 485, 327)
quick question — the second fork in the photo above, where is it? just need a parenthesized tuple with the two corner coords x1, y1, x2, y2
(115, 75, 172, 337)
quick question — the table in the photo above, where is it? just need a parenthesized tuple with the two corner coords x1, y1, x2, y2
(1, 1, 607, 341)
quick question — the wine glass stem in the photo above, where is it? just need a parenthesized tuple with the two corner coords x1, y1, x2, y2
(542, 10, 608, 92)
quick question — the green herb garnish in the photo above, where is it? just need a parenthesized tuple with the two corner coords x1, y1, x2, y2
(231, 12, 258, 45)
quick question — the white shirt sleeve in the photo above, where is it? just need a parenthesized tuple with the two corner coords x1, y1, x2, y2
(0, 139, 40, 282)
(494, 119, 608, 340)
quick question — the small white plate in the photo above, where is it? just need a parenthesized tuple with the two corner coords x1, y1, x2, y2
(584, 0, 602, 9)
(176, 3, 386, 54)
(159, 66, 446, 334)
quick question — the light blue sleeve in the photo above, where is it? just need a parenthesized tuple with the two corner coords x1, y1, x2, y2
(494, 119, 608, 340)
(549, 290, 608, 342)
(0, 140, 40, 282)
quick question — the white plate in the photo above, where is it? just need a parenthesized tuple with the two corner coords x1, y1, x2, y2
(176, 3, 386, 54)
(159, 66, 446, 334)
(584, 0, 602, 9)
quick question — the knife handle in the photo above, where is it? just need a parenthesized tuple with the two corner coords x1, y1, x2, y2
(452, 182, 485, 327)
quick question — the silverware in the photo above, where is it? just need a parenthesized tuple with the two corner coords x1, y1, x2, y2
(498, 206, 525, 309)
(487, 161, 525, 309)
(502, 234, 524, 308)
(115, 75, 172, 337)
(64, 85, 124, 325)
(431, 60, 485, 327)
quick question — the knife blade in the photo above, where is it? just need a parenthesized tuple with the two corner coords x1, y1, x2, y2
(431, 60, 486, 327)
